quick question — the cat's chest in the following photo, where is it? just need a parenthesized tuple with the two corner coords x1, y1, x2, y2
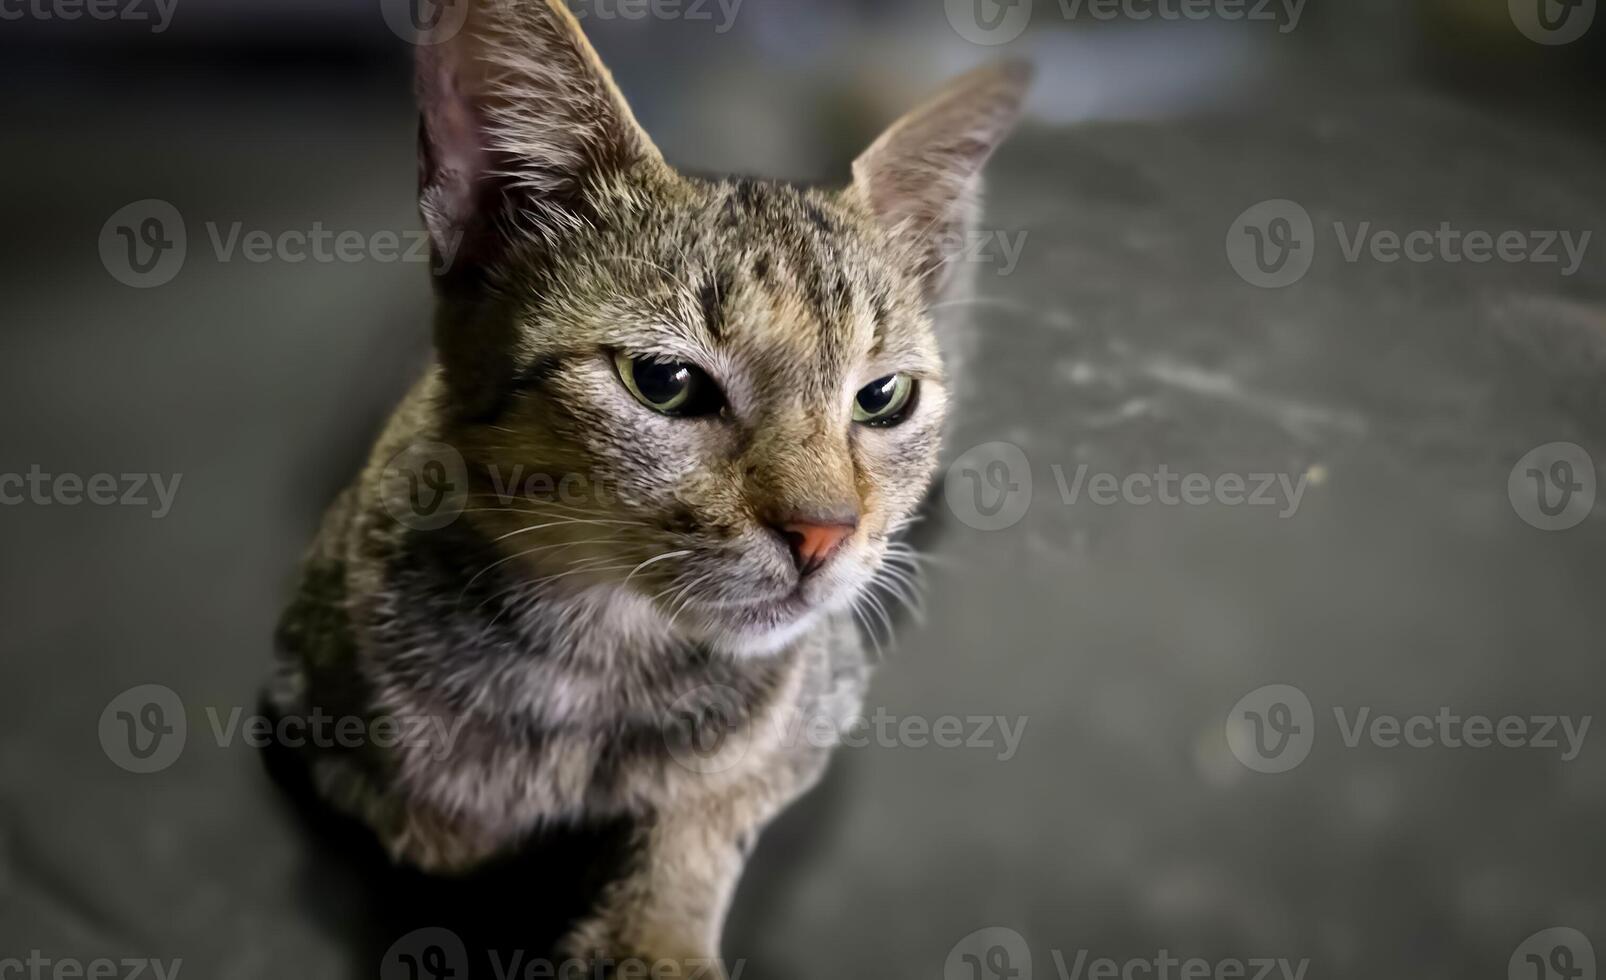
(387, 628, 813, 819)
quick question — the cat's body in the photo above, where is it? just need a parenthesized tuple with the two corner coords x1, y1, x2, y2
(269, 1, 1026, 972)
(270, 369, 865, 962)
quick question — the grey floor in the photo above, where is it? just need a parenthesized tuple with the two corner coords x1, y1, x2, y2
(3, 18, 1606, 980)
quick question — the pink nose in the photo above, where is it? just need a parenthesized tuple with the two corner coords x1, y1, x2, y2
(776, 517, 858, 575)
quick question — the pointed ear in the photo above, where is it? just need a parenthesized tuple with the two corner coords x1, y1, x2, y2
(415, 0, 665, 276)
(850, 61, 1032, 298)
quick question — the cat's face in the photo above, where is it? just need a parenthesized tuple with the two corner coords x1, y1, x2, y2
(451, 175, 947, 653)
(417, 0, 1027, 654)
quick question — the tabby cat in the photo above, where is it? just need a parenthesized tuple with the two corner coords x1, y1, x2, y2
(269, 0, 1028, 972)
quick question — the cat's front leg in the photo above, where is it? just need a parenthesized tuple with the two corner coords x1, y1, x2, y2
(558, 779, 789, 979)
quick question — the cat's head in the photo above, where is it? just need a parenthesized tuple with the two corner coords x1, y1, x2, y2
(414, 0, 1029, 655)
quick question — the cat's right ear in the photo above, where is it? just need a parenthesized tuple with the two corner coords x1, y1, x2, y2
(414, 0, 665, 276)
(850, 61, 1032, 299)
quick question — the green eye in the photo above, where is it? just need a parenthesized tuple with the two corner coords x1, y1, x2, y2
(614, 353, 724, 417)
(853, 374, 917, 427)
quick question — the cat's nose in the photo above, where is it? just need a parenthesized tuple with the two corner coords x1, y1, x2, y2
(773, 514, 859, 576)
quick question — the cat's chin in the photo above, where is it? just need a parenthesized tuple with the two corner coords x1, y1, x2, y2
(677, 597, 826, 658)
(657, 554, 878, 657)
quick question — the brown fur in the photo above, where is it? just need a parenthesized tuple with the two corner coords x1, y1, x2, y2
(270, 2, 1028, 973)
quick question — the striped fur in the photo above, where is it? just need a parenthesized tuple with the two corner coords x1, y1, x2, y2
(271, 1, 1028, 973)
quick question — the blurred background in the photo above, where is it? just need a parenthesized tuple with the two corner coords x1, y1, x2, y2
(3, 0, 1606, 977)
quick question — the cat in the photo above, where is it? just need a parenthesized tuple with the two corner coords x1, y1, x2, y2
(267, 0, 1029, 973)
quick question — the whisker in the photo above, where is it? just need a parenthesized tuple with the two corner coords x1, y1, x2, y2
(491, 518, 649, 543)
(872, 564, 927, 623)
(623, 550, 693, 588)
(471, 547, 623, 613)
(457, 536, 627, 605)
(926, 295, 1030, 314)
(861, 588, 896, 647)
(851, 598, 885, 662)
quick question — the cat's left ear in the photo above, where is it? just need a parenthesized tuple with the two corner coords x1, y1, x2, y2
(849, 61, 1032, 297)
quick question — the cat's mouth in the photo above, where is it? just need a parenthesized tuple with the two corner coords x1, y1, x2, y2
(690, 589, 812, 620)
(673, 584, 826, 653)
(652, 541, 877, 653)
